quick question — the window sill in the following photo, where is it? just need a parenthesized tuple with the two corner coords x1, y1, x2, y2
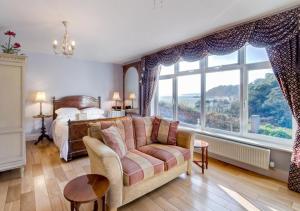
(179, 126, 293, 153)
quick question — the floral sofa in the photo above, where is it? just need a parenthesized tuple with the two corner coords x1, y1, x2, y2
(83, 116, 195, 211)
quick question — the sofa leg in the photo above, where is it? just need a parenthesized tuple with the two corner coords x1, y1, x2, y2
(187, 168, 192, 175)
(187, 160, 192, 175)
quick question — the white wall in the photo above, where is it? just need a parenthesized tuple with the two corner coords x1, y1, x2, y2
(25, 52, 122, 140)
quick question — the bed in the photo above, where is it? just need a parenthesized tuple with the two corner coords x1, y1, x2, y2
(51, 95, 106, 161)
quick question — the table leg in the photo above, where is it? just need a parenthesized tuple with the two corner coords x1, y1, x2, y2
(74, 202, 80, 211)
(93, 200, 98, 211)
(71, 202, 74, 211)
(102, 195, 106, 211)
(201, 147, 204, 174)
(206, 147, 208, 169)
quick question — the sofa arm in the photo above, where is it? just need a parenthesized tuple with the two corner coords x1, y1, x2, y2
(83, 136, 123, 209)
(176, 129, 195, 175)
(176, 129, 195, 150)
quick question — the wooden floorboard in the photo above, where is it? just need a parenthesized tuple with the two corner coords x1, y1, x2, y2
(0, 141, 299, 211)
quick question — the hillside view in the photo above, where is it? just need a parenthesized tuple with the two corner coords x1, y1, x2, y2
(159, 72, 292, 139)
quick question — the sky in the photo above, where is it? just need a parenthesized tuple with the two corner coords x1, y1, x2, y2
(159, 45, 271, 97)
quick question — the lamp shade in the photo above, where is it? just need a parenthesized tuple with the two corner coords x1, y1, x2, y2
(35, 91, 46, 102)
(129, 93, 136, 100)
(112, 92, 121, 101)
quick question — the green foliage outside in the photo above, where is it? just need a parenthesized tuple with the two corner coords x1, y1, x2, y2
(158, 72, 292, 139)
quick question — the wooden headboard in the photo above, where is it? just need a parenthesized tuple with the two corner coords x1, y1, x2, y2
(52, 95, 101, 120)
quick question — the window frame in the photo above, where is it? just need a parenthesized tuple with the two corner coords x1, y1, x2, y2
(154, 45, 295, 145)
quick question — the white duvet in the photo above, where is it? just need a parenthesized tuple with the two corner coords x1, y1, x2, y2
(52, 119, 70, 161)
(52, 115, 107, 161)
(51, 109, 106, 161)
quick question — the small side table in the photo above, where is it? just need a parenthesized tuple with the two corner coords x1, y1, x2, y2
(193, 140, 209, 174)
(64, 174, 110, 211)
(33, 114, 52, 145)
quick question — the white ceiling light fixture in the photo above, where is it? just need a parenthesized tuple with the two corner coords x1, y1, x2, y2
(52, 21, 75, 57)
(153, 0, 164, 9)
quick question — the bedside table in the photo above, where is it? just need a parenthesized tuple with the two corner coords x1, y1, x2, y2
(107, 110, 125, 118)
(125, 108, 140, 117)
(33, 114, 52, 145)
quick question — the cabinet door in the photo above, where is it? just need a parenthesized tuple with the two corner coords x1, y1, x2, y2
(0, 62, 24, 166)
(0, 64, 22, 129)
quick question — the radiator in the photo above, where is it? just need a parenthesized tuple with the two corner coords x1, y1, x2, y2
(196, 135, 271, 170)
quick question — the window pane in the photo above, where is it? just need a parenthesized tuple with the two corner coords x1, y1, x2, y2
(205, 70, 240, 132)
(158, 79, 173, 119)
(160, 65, 174, 76)
(179, 61, 200, 72)
(208, 51, 238, 67)
(248, 69, 292, 139)
(246, 45, 269, 64)
(178, 74, 201, 126)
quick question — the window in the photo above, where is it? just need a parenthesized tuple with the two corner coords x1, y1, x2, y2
(208, 51, 238, 67)
(178, 74, 201, 126)
(160, 65, 174, 76)
(205, 70, 240, 132)
(248, 69, 292, 139)
(179, 61, 199, 72)
(158, 78, 173, 119)
(155, 45, 294, 144)
(246, 45, 269, 64)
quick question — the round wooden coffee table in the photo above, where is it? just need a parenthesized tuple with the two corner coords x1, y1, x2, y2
(64, 174, 110, 211)
(194, 140, 209, 174)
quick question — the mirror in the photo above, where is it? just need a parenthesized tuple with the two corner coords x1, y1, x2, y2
(124, 67, 139, 111)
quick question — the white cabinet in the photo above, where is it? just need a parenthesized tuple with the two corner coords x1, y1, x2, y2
(0, 54, 26, 175)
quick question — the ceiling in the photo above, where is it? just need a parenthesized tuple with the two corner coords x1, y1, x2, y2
(0, 0, 299, 64)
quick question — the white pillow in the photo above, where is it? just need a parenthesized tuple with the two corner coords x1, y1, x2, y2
(80, 108, 105, 119)
(80, 108, 104, 115)
(86, 114, 106, 120)
(55, 108, 80, 121)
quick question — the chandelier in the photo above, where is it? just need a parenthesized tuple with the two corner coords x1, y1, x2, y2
(52, 21, 75, 56)
(153, 0, 164, 9)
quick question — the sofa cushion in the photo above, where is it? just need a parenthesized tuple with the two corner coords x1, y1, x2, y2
(121, 150, 164, 186)
(151, 117, 179, 145)
(101, 126, 127, 158)
(89, 117, 135, 150)
(133, 117, 153, 148)
(138, 144, 191, 170)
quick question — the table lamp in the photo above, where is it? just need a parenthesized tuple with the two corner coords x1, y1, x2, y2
(129, 93, 136, 109)
(36, 91, 46, 115)
(112, 92, 121, 107)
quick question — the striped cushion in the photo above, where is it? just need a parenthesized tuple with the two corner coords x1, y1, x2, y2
(101, 126, 127, 158)
(138, 144, 191, 170)
(133, 117, 154, 148)
(151, 117, 179, 145)
(89, 117, 135, 150)
(121, 150, 164, 186)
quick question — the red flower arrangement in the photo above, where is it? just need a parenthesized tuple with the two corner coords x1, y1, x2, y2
(4, 31, 16, 37)
(1, 30, 22, 54)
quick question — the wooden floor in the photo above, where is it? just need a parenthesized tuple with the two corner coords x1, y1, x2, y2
(0, 141, 299, 211)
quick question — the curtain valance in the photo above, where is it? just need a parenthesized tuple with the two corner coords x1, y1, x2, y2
(142, 7, 300, 71)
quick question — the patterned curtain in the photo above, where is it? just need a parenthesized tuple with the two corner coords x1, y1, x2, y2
(267, 34, 300, 192)
(140, 6, 300, 192)
(141, 59, 159, 116)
